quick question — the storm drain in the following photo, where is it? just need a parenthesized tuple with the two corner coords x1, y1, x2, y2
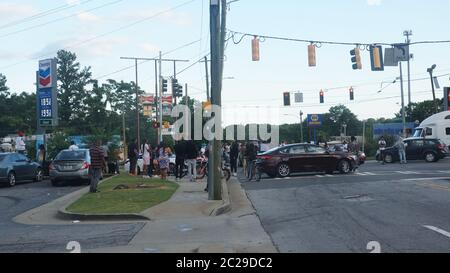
(343, 194, 374, 202)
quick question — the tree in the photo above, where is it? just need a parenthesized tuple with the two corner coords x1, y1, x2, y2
(397, 99, 445, 123)
(56, 50, 93, 132)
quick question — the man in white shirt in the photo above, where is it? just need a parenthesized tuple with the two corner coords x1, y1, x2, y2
(15, 133, 26, 154)
(69, 141, 79, 151)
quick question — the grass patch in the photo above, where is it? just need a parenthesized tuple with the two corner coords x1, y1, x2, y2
(66, 174, 179, 214)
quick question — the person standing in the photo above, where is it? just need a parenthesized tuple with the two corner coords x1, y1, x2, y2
(230, 141, 239, 177)
(378, 137, 387, 165)
(128, 139, 138, 176)
(395, 136, 407, 164)
(174, 139, 186, 181)
(142, 139, 151, 178)
(158, 146, 170, 180)
(185, 140, 198, 182)
(246, 142, 257, 180)
(15, 132, 26, 154)
(89, 139, 106, 193)
(69, 141, 79, 151)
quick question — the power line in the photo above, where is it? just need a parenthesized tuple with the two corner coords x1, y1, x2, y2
(0, 0, 95, 30)
(227, 29, 450, 48)
(0, 0, 124, 39)
(0, 0, 199, 71)
(94, 39, 202, 80)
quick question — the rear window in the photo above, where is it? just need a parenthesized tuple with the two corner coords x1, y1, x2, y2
(55, 150, 87, 161)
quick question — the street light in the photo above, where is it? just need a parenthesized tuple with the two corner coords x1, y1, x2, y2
(427, 64, 439, 114)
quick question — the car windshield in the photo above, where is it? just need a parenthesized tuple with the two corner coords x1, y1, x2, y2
(55, 150, 87, 161)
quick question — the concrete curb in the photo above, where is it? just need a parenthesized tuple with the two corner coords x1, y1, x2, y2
(57, 175, 151, 222)
(209, 178, 232, 216)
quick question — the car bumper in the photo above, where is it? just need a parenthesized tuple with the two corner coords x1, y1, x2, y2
(50, 170, 89, 181)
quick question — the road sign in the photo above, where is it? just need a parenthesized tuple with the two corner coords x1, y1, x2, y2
(295, 92, 304, 103)
(37, 58, 58, 130)
(307, 114, 323, 127)
(393, 44, 410, 62)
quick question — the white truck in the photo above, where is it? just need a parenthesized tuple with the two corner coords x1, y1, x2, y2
(412, 111, 450, 146)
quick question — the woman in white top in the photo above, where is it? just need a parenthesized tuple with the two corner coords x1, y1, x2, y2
(142, 139, 151, 178)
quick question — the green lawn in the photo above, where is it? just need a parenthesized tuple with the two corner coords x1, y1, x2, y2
(66, 174, 179, 215)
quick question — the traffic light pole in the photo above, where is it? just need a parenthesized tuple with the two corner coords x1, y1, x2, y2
(400, 62, 406, 136)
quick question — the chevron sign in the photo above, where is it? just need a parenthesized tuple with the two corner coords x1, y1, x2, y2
(39, 59, 53, 88)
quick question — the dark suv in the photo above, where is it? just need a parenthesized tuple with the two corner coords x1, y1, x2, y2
(257, 144, 358, 178)
(379, 138, 447, 163)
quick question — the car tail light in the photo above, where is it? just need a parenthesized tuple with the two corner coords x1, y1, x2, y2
(258, 155, 273, 160)
(81, 162, 89, 170)
(437, 144, 445, 150)
(49, 163, 56, 171)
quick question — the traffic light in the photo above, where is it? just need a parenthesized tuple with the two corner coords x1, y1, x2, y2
(320, 90, 324, 104)
(175, 84, 183, 98)
(308, 44, 316, 67)
(252, 36, 260, 61)
(350, 48, 362, 70)
(283, 92, 291, 106)
(445, 87, 450, 111)
(162, 78, 168, 93)
(370, 45, 384, 71)
(171, 78, 178, 96)
(349, 87, 354, 101)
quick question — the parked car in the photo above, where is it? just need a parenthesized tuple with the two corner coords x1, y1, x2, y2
(257, 144, 358, 178)
(377, 138, 447, 163)
(0, 153, 43, 187)
(49, 149, 91, 186)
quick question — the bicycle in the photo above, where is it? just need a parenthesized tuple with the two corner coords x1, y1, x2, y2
(196, 158, 231, 181)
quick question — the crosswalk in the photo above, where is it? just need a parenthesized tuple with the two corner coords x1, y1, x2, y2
(259, 170, 450, 181)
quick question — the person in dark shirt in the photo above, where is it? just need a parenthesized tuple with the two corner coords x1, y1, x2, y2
(128, 139, 138, 176)
(174, 139, 187, 180)
(230, 142, 240, 177)
(89, 139, 106, 193)
(185, 140, 199, 182)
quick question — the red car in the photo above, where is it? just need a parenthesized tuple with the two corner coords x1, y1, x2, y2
(257, 144, 358, 178)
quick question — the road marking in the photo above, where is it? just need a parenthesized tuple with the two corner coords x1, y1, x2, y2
(396, 171, 420, 175)
(324, 174, 334, 177)
(356, 172, 368, 176)
(438, 171, 450, 174)
(423, 225, 450, 239)
(416, 182, 450, 192)
(362, 172, 377, 176)
(316, 175, 325, 178)
(403, 177, 450, 182)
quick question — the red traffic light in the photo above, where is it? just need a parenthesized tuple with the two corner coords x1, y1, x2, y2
(320, 90, 324, 104)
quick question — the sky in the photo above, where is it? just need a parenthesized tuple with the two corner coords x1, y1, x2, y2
(1, 0, 450, 127)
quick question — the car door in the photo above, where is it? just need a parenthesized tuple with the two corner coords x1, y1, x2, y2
(14, 154, 34, 180)
(11, 154, 25, 180)
(285, 145, 309, 173)
(305, 145, 334, 171)
(406, 140, 423, 160)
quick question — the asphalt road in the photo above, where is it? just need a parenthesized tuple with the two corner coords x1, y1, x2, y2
(0, 179, 144, 253)
(241, 159, 450, 253)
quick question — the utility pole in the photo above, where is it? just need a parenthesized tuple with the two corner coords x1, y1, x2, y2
(400, 62, 406, 136)
(200, 56, 211, 101)
(404, 30, 413, 106)
(121, 56, 189, 145)
(208, 0, 223, 201)
(299, 110, 304, 143)
(159, 52, 163, 144)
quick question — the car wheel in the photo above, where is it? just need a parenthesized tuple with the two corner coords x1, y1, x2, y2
(34, 168, 43, 182)
(7, 172, 16, 187)
(384, 154, 394, 164)
(277, 163, 291, 178)
(425, 152, 437, 163)
(338, 160, 351, 174)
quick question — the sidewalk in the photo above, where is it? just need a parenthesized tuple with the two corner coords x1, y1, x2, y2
(87, 178, 277, 253)
(14, 176, 277, 253)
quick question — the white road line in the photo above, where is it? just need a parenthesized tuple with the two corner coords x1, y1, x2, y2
(363, 172, 377, 176)
(324, 174, 334, 177)
(439, 171, 450, 174)
(316, 175, 325, 178)
(356, 173, 368, 176)
(423, 225, 450, 239)
(403, 177, 450, 181)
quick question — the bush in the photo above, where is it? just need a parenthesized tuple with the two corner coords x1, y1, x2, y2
(47, 132, 70, 159)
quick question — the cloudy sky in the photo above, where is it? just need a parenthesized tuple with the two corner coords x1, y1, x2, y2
(1, 0, 450, 126)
